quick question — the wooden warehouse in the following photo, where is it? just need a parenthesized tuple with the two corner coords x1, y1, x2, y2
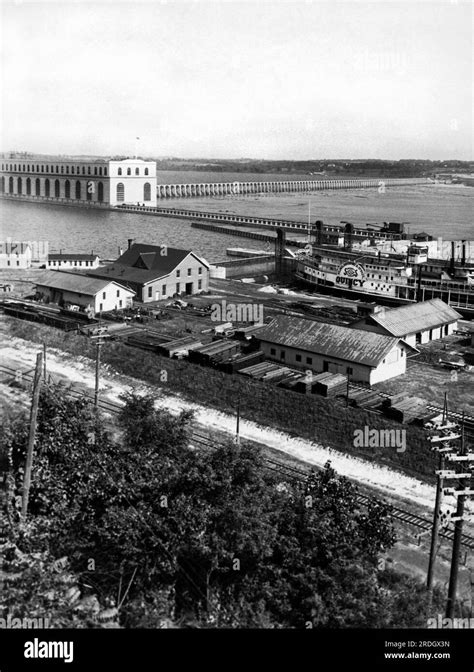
(350, 299, 461, 347)
(34, 271, 135, 317)
(255, 315, 416, 385)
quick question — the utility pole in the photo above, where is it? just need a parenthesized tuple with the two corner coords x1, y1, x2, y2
(346, 372, 350, 407)
(446, 413, 473, 618)
(43, 343, 47, 380)
(427, 450, 445, 593)
(94, 339, 102, 408)
(426, 394, 461, 596)
(21, 352, 43, 521)
(235, 397, 240, 445)
(94, 326, 109, 408)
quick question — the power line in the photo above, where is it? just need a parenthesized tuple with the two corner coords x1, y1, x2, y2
(445, 413, 474, 618)
(426, 398, 474, 617)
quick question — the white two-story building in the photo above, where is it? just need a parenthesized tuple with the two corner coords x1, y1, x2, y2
(88, 242, 210, 303)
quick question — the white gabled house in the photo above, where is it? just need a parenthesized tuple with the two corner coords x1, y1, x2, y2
(88, 243, 210, 302)
(35, 271, 135, 316)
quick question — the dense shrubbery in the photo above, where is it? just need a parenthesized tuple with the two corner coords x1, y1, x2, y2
(1, 386, 443, 628)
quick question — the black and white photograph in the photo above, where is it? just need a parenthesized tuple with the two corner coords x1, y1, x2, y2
(0, 0, 473, 668)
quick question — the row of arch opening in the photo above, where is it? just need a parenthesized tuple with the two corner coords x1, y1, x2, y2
(1, 177, 152, 203)
(1, 177, 105, 201)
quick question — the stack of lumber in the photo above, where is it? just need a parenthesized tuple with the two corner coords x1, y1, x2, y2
(348, 387, 383, 410)
(312, 372, 347, 398)
(3, 305, 83, 331)
(291, 372, 322, 394)
(156, 335, 203, 358)
(278, 372, 308, 391)
(189, 340, 240, 366)
(384, 395, 429, 423)
(239, 362, 286, 380)
(233, 324, 267, 341)
(382, 393, 407, 409)
(104, 324, 143, 340)
(126, 331, 171, 352)
(218, 350, 265, 374)
(261, 366, 294, 383)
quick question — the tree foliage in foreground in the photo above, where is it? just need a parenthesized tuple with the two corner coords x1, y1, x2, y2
(1, 385, 443, 627)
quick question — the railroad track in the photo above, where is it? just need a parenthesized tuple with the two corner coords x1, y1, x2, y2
(3, 301, 473, 431)
(192, 434, 474, 550)
(2, 362, 473, 551)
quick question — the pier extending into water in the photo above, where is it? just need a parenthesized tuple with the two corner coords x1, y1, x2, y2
(190, 221, 305, 246)
(116, 204, 402, 241)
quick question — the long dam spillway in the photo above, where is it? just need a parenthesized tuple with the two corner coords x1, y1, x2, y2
(156, 177, 429, 198)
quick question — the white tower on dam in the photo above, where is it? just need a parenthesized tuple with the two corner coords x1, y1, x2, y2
(109, 159, 157, 206)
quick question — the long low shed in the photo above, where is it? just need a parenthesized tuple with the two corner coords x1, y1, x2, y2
(255, 314, 416, 384)
(350, 299, 462, 347)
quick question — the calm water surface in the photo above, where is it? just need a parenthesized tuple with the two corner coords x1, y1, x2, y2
(0, 183, 472, 263)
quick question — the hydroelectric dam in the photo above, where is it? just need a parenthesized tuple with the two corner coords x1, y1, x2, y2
(156, 177, 429, 199)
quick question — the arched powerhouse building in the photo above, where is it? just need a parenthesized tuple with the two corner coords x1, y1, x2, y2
(0, 158, 157, 207)
(1, 157, 429, 206)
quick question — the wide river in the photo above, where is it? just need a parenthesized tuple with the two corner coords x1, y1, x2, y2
(0, 182, 472, 263)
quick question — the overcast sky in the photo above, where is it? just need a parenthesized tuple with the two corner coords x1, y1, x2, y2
(1, 0, 472, 160)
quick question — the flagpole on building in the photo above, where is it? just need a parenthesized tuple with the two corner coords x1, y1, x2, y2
(134, 137, 140, 160)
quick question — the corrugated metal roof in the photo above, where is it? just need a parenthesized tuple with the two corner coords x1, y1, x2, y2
(256, 315, 401, 367)
(365, 299, 461, 336)
(35, 271, 134, 297)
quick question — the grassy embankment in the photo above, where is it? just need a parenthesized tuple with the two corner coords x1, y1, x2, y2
(6, 318, 436, 482)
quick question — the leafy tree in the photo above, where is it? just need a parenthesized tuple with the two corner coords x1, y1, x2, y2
(2, 385, 441, 628)
(0, 542, 102, 628)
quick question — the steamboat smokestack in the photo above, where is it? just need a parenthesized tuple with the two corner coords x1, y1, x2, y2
(275, 228, 285, 279)
(314, 220, 323, 246)
(450, 241, 455, 275)
(343, 222, 354, 251)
